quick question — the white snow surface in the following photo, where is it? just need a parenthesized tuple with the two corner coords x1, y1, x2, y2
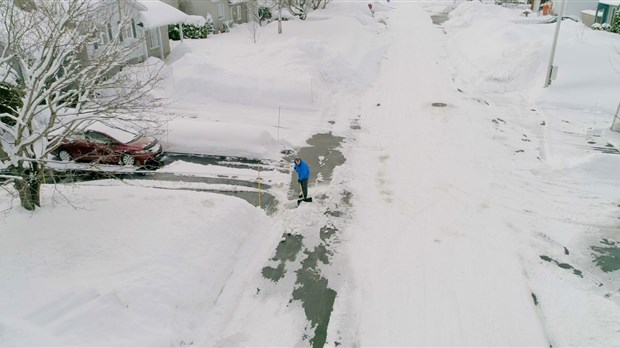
(2, 0, 620, 346)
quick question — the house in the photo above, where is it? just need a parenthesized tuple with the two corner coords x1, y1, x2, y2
(525, 0, 599, 17)
(560, 0, 599, 17)
(86, 0, 188, 64)
(137, 0, 189, 59)
(86, 0, 147, 65)
(581, 8, 604, 26)
(593, 0, 620, 24)
(177, 0, 249, 33)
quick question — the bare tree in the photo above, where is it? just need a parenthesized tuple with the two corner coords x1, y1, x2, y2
(0, 0, 163, 210)
(286, 0, 330, 20)
(312, 0, 330, 10)
(278, 0, 283, 33)
(245, 0, 262, 42)
(286, 0, 311, 20)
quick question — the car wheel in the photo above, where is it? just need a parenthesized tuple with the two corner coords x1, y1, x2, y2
(58, 149, 72, 162)
(121, 154, 135, 166)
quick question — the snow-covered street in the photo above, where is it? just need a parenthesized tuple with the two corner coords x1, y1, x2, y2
(336, 3, 549, 345)
(2, 0, 620, 346)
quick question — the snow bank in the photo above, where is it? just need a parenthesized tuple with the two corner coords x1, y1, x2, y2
(444, 1, 620, 113)
(158, 3, 389, 159)
(444, 1, 548, 94)
(0, 184, 281, 346)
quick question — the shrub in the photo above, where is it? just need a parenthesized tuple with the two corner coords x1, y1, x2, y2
(221, 20, 234, 33)
(602, 22, 611, 31)
(168, 15, 214, 40)
(610, 13, 620, 33)
(592, 23, 602, 30)
(258, 6, 272, 22)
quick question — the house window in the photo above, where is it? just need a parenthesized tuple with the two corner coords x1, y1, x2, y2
(148, 29, 160, 49)
(218, 3, 225, 19)
(122, 24, 133, 40)
(99, 32, 108, 45)
(99, 24, 111, 45)
(236, 6, 242, 21)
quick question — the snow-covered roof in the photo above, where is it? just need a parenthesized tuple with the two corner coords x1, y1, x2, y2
(128, 0, 149, 12)
(137, 0, 189, 29)
(600, 0, 620, 6)
(581, 9, 604, 15)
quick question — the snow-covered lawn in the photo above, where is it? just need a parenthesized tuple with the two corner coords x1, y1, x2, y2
(2, 0, 620, 346)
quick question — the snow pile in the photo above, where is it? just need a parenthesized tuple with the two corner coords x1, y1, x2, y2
(158, 3, 389, 159)
(444, 0, 620, 112)
(444, 1, 548, 94)
(0, 185, 282, 346)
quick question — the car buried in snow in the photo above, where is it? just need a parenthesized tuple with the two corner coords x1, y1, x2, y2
(55, 123, 164, 168)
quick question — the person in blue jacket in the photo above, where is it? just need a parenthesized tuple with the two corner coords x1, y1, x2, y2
(294, 155, 310, 200)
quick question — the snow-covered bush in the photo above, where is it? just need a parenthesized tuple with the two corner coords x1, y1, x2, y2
(258, 6, 272, 23)
(602, 22, 611, 31)
(591, 22, 601, 30)
(221, 20, 234, 32)
(168, 15, 214, 40)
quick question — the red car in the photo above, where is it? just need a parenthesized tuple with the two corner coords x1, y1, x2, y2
(56, 124, 164, 168)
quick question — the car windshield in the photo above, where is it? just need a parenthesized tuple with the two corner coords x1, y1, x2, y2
(66, 132, 86, 141)
(85, 122, 141, 144)
(86, 131, 116, 144)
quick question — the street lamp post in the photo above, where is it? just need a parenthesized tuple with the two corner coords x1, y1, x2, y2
(544, 0, 566, 88)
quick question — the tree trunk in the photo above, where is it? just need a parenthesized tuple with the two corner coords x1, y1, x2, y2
(15, 169, 42, 211)
(278, 0, 282, 34)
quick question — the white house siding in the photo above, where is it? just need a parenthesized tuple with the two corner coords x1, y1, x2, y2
(85, 0, 147, 65)
(145, 26, 172, 59)
(137, 0, 188, 59)
(159, 0, 181, 8)
(580, 9, 602, 25)
(562, 0, 599, 16)
(231, 3, 248, 24)
(229, 0, 249, 24)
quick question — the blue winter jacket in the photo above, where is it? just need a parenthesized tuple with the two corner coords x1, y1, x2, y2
(294, 159, 310, 180)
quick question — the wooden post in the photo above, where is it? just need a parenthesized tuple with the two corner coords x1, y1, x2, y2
(257, 168, 262, 208)
(612, 101, 620, 131)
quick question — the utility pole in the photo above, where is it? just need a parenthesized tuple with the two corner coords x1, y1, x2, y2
(544, 0, 566, 88)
